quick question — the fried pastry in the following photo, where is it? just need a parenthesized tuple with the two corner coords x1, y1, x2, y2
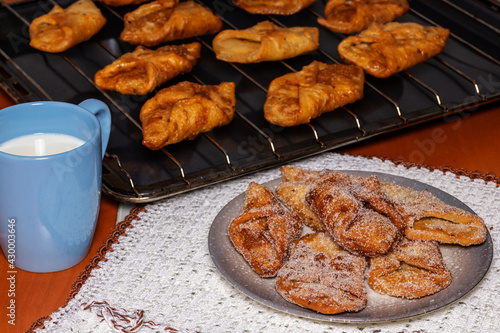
(276, 232, 367, 314)
(212, 21, 319, 63)
(140, 81, 236, 149)
(229, 182, 303, 277)
(121, 0, 223, 47)
(314, 170, 406, 235)
(275, 166, 325, 231)
(29, 0, 106, 53)
(381, 183, 487, 246)
(338, 22, 450, 78)
(94, 43, 201, 95)
(305, 171, 404, 257)
(264, 61, 364, 127)
(368, 238, 452, 299)
(318, 0, 409, 34)
(233, 0, 317, 15)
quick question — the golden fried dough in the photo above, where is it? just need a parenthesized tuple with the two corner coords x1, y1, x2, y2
(368, 238, 451, 299)
(212, 21, 319, 63)
(264, 61, 364, 127)
(94, 43, 201, 95)
(275, 166, 325, 231)
(318, 0, 409, 34)
(229, 182, 303, 277)
(338, 22, 450, 78)
(243, 180, 280, 211)
(233, 0, 317, 15)
(140, 81, 236, 149)
(306, 170, 404, 257)
(306, 185, 400, 257)
(276, 232, 367, 314)
(121, 0, 223, 47)
(314, 170, 406, 235)
(29, 0, 106, 53)
(382, 183, 487, 246)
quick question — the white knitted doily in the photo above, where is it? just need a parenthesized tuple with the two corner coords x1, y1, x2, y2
(36, 153, 500, 333)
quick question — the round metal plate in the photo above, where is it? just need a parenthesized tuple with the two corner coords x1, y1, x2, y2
(208, 171, 493, 323)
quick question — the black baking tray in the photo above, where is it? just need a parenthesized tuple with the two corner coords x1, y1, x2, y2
(1, 0, 499, 202)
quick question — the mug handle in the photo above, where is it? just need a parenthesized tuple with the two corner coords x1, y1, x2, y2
(78, 99, 111, 159)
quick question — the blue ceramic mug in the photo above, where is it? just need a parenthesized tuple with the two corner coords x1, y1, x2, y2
(0, 99, 111, 272)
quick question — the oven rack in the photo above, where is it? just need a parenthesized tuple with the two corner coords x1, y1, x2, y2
(1, 0, 499, 202)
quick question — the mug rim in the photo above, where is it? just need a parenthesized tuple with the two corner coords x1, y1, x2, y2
(0, 101, 101, 160)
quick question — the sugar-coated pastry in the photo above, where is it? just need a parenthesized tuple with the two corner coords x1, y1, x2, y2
(95, 43, 201, 95)
(233, 0, 317, 15)
(305, 170, 404, 257)
(264, 61, 364, 127)
(338, 22, 450, 78)
(368, 238, 452, 298)
(121, 0, 223, 47)
(229, 182, 303, 277)
(313, 170, 406, 235)
(140, 81, 236, 149)
(29, 0, 106, 53)
(276, 232, 367, 314)
(318, 0, 409, 34)
(212, 21, 319, 63)
(382, 183, 487, 246)
(275, 166, 325, 231)
(306, 185, 400, 257)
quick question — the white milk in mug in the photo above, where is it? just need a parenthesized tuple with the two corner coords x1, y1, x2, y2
(0, 133, 85, 157)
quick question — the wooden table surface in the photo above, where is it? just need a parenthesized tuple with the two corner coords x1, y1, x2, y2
(0, 86, 499, 332)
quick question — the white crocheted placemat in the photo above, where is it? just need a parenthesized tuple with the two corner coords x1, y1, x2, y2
(34, 153, 499, 333)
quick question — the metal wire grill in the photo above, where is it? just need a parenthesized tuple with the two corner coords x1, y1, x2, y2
(1, 0, 499, 202)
